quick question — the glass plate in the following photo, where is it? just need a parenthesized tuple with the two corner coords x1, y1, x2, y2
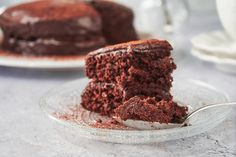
(40, 78, 231, 144)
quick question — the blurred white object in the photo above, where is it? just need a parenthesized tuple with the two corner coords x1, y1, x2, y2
(187, 0, 216, 13)
(191, 31, 236, 58)
(0, 0, 23, 7)
(216, 0, 236, 40)
(116, 0, 188, 38)
(191, 48, 236, 74)
(138, 0, 188, 38)
(191, 30, 236, 74)
(138, 0, 164, 37)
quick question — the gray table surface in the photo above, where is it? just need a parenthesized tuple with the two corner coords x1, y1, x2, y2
(0, 12, 236, 157)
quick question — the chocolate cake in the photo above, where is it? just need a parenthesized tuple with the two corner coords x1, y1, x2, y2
(0, 0, 105, 55)
(81, 39, 188, 123)
(0, 0, 137, 56)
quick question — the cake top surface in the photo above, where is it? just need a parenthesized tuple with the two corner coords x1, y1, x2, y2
(1, 0, 99, 23)
(87, 39, 173, 57)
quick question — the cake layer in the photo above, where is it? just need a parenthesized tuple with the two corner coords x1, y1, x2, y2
(87, 56, 176, 84)
(115, 96, 188, 123)
(115, 66, 173, 89)
(81, 81, 172, 115)
(90, 0, 138, 44)
(0, 1, 102, 39)
(86, 39, 175, 83)
(81, 82, 123, 115)
(2, 36, 106, 56)
(123, 81, 172, 100)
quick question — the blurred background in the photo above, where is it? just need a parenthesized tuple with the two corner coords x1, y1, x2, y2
(2, 0, 236, 74)
(0, 0, 219, 34)
(0, 0, 222, 62)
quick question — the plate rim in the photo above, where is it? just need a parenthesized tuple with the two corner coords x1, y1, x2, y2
(0, 55, 85, 69)
(39, 78, 230, 137)
(191, 30, 236, 55)
(191, 48, 236, 66)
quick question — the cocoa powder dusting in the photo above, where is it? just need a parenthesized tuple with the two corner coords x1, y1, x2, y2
(90, 119, 130, 130)
(54, 105, 131, 130)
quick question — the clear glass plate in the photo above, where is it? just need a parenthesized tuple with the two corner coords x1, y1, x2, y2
(40, 78, 231, 144)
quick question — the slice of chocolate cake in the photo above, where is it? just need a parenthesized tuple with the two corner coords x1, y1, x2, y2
(81, 39, 188, 123)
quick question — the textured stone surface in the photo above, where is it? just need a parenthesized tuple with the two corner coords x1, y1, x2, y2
(0, 58, 235, 157)
(0, 10, 236, 157)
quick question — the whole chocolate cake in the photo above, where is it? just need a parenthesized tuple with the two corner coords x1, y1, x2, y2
(81, 39, 188, 123)
(0, 0, 138, 56)
(0, 0, 106, 55)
